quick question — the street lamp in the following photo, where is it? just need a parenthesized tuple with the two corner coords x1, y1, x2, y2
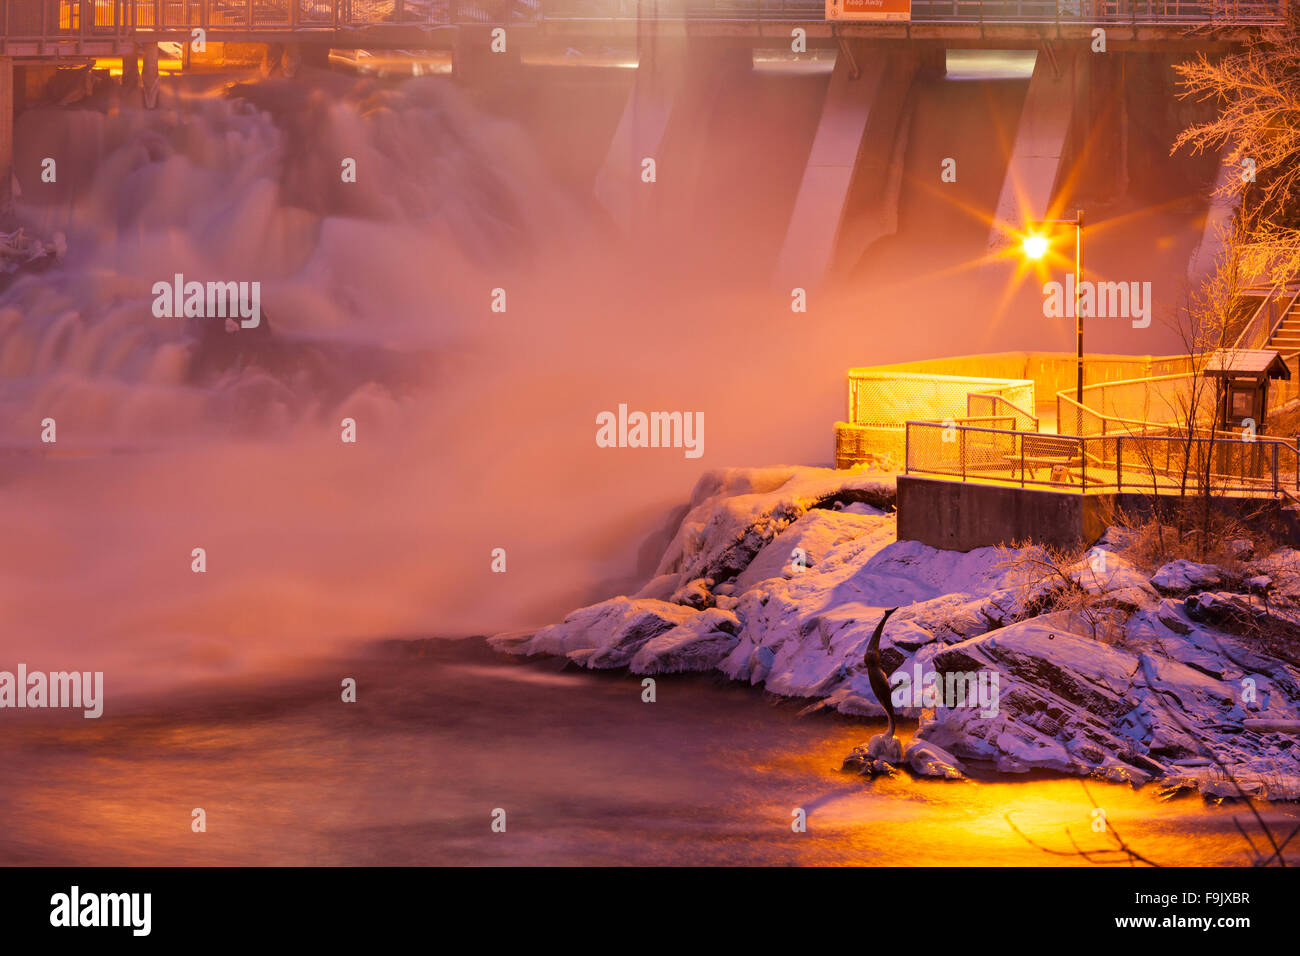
(1023, 210, 1085, 401)
(1021, 235, 1049, 260)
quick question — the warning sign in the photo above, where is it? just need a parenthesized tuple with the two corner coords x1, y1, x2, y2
(826, 0, 912, 21)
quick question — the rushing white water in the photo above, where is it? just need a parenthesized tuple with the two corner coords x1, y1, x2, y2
(0, 74, 791, 691)
(0, 66, 1209, 693)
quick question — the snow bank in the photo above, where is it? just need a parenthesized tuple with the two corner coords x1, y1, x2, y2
(490, 466, 1300, 800)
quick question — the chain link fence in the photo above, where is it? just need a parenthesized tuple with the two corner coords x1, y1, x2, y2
(836, 369, 1035, 469)
(1057, 372, 1203, 436)
(906, 422, 1300, 495)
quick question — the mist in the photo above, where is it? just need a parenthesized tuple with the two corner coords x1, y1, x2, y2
(0, 58, 1208, 692)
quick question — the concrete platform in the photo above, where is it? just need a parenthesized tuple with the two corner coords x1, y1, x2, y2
(897, 474, 1111, 551)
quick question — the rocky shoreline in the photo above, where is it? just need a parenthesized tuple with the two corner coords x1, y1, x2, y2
(490, 467, 1300, 802)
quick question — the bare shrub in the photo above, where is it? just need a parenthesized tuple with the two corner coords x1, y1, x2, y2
(994, 541, 1127, 644)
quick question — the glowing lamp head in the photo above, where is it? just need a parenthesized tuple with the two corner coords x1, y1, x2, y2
(1022, 235, 1050, 260)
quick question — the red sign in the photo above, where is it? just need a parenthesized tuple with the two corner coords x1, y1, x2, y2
(826, 0, 912, 21)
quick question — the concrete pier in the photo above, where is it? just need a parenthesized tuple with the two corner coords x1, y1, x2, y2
(142, 43, 160, 109)
(0, 58, 11, 215)
(593, 34, 690, 234)
(122, 47, 140, 91)
(988, 48, 1079, 251)
(775, 44, 918, 287)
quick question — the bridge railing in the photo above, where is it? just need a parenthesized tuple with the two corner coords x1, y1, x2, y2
(0, 0, 1286, 37)
(0, 0, 535, 37)
(905, 419, 1300, 496)
(548, 0, 1289, 22)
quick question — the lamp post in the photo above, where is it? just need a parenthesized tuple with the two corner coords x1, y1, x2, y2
(1022, 210, 1085, 402)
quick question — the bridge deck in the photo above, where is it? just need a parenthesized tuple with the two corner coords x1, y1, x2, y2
(0, 0, 1285, 53)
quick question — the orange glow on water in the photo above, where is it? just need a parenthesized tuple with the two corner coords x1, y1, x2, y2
(2, 650, 1291, 866)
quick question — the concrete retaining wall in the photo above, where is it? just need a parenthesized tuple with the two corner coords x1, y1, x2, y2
(897, 475, 1112, 551)
(897, 476, 1300, 552)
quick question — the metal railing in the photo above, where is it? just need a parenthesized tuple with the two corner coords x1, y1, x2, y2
(1056, 371, 1202, 437)
(0, 0, 528, 37)
(1233, 281, 1300, 351)
(1055, 355, 1300, 436)
(555, 0, 1287, 22)
(905, 419, 1300, 496)
(968, 390, 1038, 431)
(0, 0, 1285, 39)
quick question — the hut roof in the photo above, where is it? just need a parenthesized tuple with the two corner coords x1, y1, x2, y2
(1202, 349, 1291, 380)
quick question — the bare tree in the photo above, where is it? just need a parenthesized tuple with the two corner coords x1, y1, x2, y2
(994, 542, 1119, 643)
(1173, 9, 1300, 285)
(1109, 230, 1246, 562)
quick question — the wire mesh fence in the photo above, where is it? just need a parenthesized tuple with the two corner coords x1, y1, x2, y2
(847, 370, 1035, 429)
(837, 370, 1035, 469)
(1057, 361, 1300, 438)
(834, 422, 905, 469)
(1057, 372, 1203, 436)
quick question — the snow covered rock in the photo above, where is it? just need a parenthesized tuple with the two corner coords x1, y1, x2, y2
(731, 508, 889, 593)
(1184, 591, 1300, 641)
(499, 467, 1300, 799)
(913, 623, 1140, 776)
(842, 733, 904, 777)
(1228, 538, 1254, 559)
(1151, 560, 1225, 594)
(905, 740, 966, 779)
(628, 608, 742, 674)
(514, 597, 698, 669)
(669, 577, 713, 610)
(1073, 551, 1156, 598)
(641, 467, 894, 600)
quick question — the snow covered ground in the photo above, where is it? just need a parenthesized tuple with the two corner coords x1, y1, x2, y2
(491, 466, 1300, 801)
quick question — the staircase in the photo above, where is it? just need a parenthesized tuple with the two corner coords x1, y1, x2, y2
(1269, 298, 1300, 355)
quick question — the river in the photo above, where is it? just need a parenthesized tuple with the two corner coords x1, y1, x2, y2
(1, 637, 1292, 866)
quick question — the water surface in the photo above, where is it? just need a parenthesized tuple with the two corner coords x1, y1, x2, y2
(1, 638, 1291, 866)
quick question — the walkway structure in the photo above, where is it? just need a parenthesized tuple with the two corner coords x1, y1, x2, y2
(839, 286, 1300, 502)
(0, 0, 1287, 55)
(0, 0, 1286, 282)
